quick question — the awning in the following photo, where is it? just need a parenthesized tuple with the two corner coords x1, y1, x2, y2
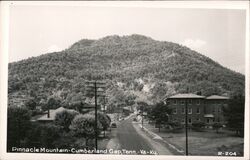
(204, 114, 214, 118)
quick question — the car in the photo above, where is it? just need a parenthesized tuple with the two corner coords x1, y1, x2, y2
(111, 122, 117, 128)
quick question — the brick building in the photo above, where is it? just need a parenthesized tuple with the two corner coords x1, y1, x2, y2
(166, 93, 229, 126)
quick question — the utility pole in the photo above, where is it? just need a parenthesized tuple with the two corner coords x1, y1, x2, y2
(141, 106, 144, 129)
(185, 98, 188, 156)
(85, 81, 106, 151)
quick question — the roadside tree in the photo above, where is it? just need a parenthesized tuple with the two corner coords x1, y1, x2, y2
(150, 102, 172, 132)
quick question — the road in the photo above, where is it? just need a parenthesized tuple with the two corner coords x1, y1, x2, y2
(106, 114, 172, 155)
(116, 116, 152, 154)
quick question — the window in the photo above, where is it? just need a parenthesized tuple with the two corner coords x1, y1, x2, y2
(173, 100, 177, 105)
(181, 107, 185, 114)
(196, 108, 200, 114)
(213, 101, 217, 105)
(218, 118, 220, 122)
(212, 107, 215, 113)
(181, 100, 185, 105)
(196, 118, 200, 121)
(188, 99, 192, 105)
(173, 108, 177, 114)
(196, 99, 200, 105)
(188, 108, 192, 114)
(206, 119, 209, 123)
(218, 108, 221, 113)
(181, 118, 185, 123)
(188, 118, 192, 124)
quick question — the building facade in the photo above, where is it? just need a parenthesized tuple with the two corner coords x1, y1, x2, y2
(166, 94, 229, 126)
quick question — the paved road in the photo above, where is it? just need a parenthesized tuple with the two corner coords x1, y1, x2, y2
(116, 116, 153, 154)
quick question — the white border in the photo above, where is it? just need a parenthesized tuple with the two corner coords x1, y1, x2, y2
(0, 1, 249, 160)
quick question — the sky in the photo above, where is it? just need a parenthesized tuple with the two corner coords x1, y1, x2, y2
(9, 4, 246, 74)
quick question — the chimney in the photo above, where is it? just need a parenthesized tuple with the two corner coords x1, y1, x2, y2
(47, 109, 50, 118)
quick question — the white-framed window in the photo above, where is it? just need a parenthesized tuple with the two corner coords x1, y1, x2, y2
(213, 100, 217, 105)
(212, 107, 215, 113)
(188, 99, 192, 105)
(188, 108, 192, 114)
(173, 107, 177, 114)
(173, 99, 177, 105)
(196, 99, 200, 105)
(181, 107, 185, 114)
(181, 100, 185, 105)
(188, 118, 192, 124)
(218, 107, 221, 113)
(196, 108, 200, 114)
(181, 118, 185, 123)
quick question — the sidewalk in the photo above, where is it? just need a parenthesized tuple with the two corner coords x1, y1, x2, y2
(132, 121, 173, 155)
(137, 122, 184, 155)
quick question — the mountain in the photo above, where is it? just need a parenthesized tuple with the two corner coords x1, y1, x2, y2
(8, 34, 245, 108)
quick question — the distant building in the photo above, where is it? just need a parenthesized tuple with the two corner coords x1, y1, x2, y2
(166, 94, 229, 126)
(31, 107, 76, 122)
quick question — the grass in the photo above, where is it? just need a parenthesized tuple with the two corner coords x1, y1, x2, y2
(144, 122, 244, 156)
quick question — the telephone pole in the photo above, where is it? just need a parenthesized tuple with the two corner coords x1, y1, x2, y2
(85, 80, 106, 151)
(185, 98, 188, 156)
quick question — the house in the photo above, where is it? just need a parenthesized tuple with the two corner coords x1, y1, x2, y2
(166, 93, 229, 126)
(31, 107, 76, 122)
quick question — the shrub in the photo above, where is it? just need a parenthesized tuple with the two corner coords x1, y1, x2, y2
(168, 121, 184, 133)
(24, 123, 61, 148)
(7, 106, 31, 151)
(213, 122, 223, 133)
(192, 121, 206, 132)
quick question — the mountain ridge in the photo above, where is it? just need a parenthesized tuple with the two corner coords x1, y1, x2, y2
(8, 34, 245, 107)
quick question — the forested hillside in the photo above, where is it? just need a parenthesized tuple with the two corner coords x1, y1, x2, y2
(8, 34, 245, 109)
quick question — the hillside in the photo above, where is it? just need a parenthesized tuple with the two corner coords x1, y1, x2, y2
(8, 34, 245, 108)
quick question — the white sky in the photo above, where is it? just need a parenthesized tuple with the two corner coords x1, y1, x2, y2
(9, 5, 246, 74)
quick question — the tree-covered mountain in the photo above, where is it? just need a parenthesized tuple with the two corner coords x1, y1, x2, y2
(8, 34, 245, 109)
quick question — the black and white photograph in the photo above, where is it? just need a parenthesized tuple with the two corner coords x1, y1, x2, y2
(0, 1, 249, 160)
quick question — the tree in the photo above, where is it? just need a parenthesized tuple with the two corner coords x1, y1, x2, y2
(43, 97, 61, 111)
(24, 98, 37, 110)
(150, 102, 172, 132)
(88, 111, 111, 131)
(223, 95, 245, 137)
(192, 121, 206, 132)
(213, 122, 223, 133)
(54, 110, 79, 132)
(69, 114, 102, 148)
(7, 107, 31, 151)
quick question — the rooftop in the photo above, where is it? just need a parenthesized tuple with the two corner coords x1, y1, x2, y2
(37, 107, 76, 121)
(168, 93, 205, 99)
(206, 95, 229, 100)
